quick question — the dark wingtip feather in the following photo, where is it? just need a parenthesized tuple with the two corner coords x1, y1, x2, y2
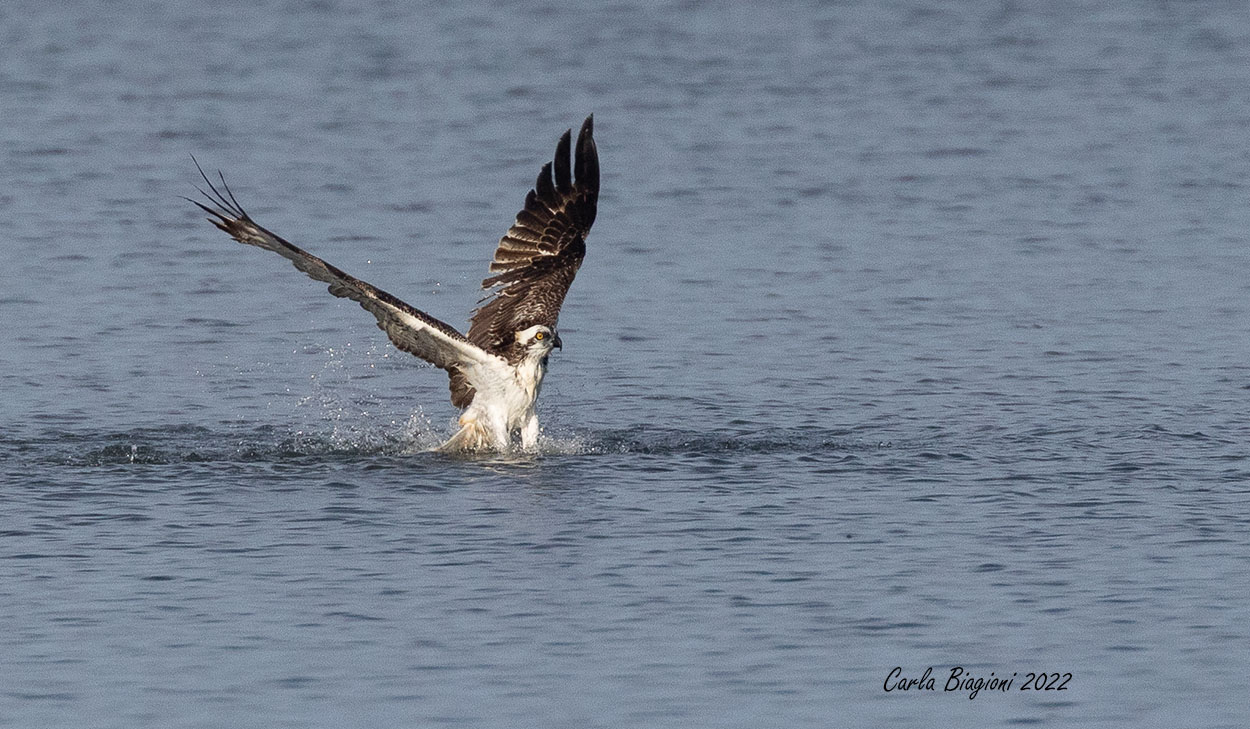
(216, 170, 247, 216)
(575, 114, 599, 194)
(189, 155, 248, 220)
(553, 129, 573, 194)
(534, 161, 555, 201)
(183, 195, 228, 223)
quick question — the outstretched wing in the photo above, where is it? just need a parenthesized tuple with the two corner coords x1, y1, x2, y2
(188, 162, 501, 392)
(466, 115, 599, 356)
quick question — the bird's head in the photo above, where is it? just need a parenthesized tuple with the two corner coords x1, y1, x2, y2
(515, 324, 562, 358)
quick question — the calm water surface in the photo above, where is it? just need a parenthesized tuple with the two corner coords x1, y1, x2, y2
(2, 1, 1249, 727)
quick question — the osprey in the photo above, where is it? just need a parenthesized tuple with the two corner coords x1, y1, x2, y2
(190, 116, 599, 452)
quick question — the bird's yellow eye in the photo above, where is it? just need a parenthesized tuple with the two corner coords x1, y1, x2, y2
(535, 332, 545, 340)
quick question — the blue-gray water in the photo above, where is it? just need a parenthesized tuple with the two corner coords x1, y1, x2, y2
(2, 1, 1249, 726)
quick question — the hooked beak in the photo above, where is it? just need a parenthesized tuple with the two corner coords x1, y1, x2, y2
(553, 333, 563, 350)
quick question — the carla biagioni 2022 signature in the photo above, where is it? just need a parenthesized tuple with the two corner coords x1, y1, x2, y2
(884, 666, 1072, 700)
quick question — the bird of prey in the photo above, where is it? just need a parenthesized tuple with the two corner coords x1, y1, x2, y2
(189, 116, 599, 452)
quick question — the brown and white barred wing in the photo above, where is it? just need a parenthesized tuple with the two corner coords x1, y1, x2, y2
(466, 115, 599, 359)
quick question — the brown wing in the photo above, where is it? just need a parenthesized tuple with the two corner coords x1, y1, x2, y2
(466, 115, 599, 356)
(188, 162, 501, 398)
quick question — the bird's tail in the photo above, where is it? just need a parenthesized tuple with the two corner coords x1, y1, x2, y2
(436, 416, 494, 453)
